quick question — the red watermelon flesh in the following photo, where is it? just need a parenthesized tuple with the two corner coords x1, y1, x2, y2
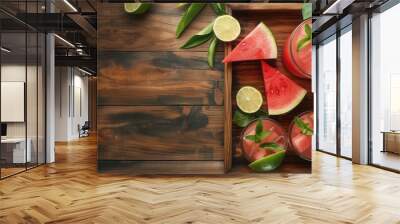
(223, 22, 277, 63)
(261, 61, 306, 115)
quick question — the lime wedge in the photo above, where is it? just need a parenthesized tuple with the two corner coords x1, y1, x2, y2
(124, 3, 151, 15)
(236, 86, 263, 114)
(213, 15, 241, 42)
(248, 150, 286, 172)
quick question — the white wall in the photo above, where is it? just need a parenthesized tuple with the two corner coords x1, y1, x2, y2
(55, 67, 89, 141)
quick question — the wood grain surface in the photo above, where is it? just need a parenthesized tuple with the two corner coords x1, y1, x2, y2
(98, 106, 224, 161)
(98, 3, 222, 52)
(97, 3, 226, 173)
(226, 4, 312, 173)
(98, 51, 224, 106)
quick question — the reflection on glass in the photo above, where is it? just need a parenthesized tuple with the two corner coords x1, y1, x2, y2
(340, 28, 352, 158)
(371, 4, 400, 171)
(1, 31, 27, 177)
(317, 36, 337, 154)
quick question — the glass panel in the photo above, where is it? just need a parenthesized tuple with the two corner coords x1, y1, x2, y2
(38, 32, 45, 165)
(317, 36, 337, 154)
(1, 29, 27, 177)
(27, 30, 38, 169)
(339, 28, 352, 158)
(371, 4, 400, 171)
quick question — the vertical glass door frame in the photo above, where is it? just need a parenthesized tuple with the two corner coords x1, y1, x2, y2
(315, 24, 352, 161)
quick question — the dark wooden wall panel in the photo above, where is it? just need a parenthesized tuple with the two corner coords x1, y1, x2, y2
(98, 51, 224, 106)
(98, 106, 224, 160)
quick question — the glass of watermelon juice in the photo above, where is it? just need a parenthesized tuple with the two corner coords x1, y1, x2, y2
(283, 19, 312, 79)
(241, 118, 288, 162)
(289, 111, 314, 161)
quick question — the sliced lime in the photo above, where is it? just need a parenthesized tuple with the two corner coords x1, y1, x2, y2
(236, 86, 263, 114)
(124, 3, 151, 15)
(248, 150, 286, 172)
(213, 15, 241, 42)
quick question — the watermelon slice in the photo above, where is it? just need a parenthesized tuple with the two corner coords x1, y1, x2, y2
(261, 61, 306, 115)
(223, 22, 277, 63)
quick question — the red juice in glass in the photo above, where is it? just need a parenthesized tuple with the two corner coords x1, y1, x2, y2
(241, 119, 288, 162)
(283, 19, 312, 79)
(289, 111, 314, 161)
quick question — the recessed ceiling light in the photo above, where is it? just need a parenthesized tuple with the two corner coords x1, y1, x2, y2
(54, 34, 75, 48)
(63, 0, 78, 12)
(1, 47, 11, 53)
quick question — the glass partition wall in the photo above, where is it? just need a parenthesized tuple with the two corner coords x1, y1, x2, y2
(0, 1, 46, 179)
(316, 26, 353, 159)
(370, 3, 400, 171)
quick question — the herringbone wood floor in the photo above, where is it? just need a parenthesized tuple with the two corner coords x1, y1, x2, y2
(1, 136, 400, 224)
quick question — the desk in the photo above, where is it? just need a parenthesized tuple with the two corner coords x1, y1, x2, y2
(1, 138, 31, 163)
(382, 131, 400, 154)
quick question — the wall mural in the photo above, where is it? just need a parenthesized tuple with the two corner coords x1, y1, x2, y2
(97, 3, 313, 174)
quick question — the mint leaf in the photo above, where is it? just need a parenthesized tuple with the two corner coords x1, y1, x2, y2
(304, 24, 311, 37)
(297, 38, 311, 52)
(233, 110, 254, 128)
(255, 119, 263, 136)
(245, 135, 258, 143)
(294, 117, 313, 136)
(260, 142, 284, 151)
(302, 3, 312, 20)
(257, 130, 271, 141)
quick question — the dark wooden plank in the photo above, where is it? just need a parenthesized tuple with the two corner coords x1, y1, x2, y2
(98, 51, 224, 106)
(98, 160, 225, 175)
(98, 106, 224, 161)
(227, 5, 313, 172)
(98, 3, 223, 52)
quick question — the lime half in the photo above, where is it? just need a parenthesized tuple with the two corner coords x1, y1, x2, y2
(248, 150, 286, 172)
(213, 15, 241, 42)
(236, 86, 263, 114)
(124, 3, 151, 15)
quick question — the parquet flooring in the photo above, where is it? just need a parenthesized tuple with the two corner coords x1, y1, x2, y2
(1, 135, 400, 224)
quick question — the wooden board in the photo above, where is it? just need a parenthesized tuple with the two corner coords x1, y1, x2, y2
(97, 3, 226, 174)
(224, 3, 312, 173)
(98, 3, 223, 52)
(98, 51, 224, 106)
(98, 106, 224, 161)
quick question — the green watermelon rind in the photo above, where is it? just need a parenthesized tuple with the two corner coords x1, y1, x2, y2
(269, 89, 307, 115)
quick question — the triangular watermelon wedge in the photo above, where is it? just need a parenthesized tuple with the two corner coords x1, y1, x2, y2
(223, 22, 277, 63)
(261, 61, 306, 115)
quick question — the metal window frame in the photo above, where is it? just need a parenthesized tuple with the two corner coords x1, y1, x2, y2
(315, 21, 353, 161)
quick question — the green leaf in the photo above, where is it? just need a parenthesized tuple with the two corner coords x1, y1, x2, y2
(211, 3, 226, 15)
(176, 3, 206, 38)
(304, 24, 311, 37)
(255, 119, 263, 136)
(255, 109, 269, 118)
(260, 142, 284, 151)
(177, 3, 189, 8)
(245, 135, 257, 143)
(257, 130, 271, 141)
(294, 117, 313, 136)
(180, 22, 214, 49)
(208, 35, 218, 68)
(302, 3, 312, 20)
(233, 110, 254, 128)
(297, 37, 311, 51)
